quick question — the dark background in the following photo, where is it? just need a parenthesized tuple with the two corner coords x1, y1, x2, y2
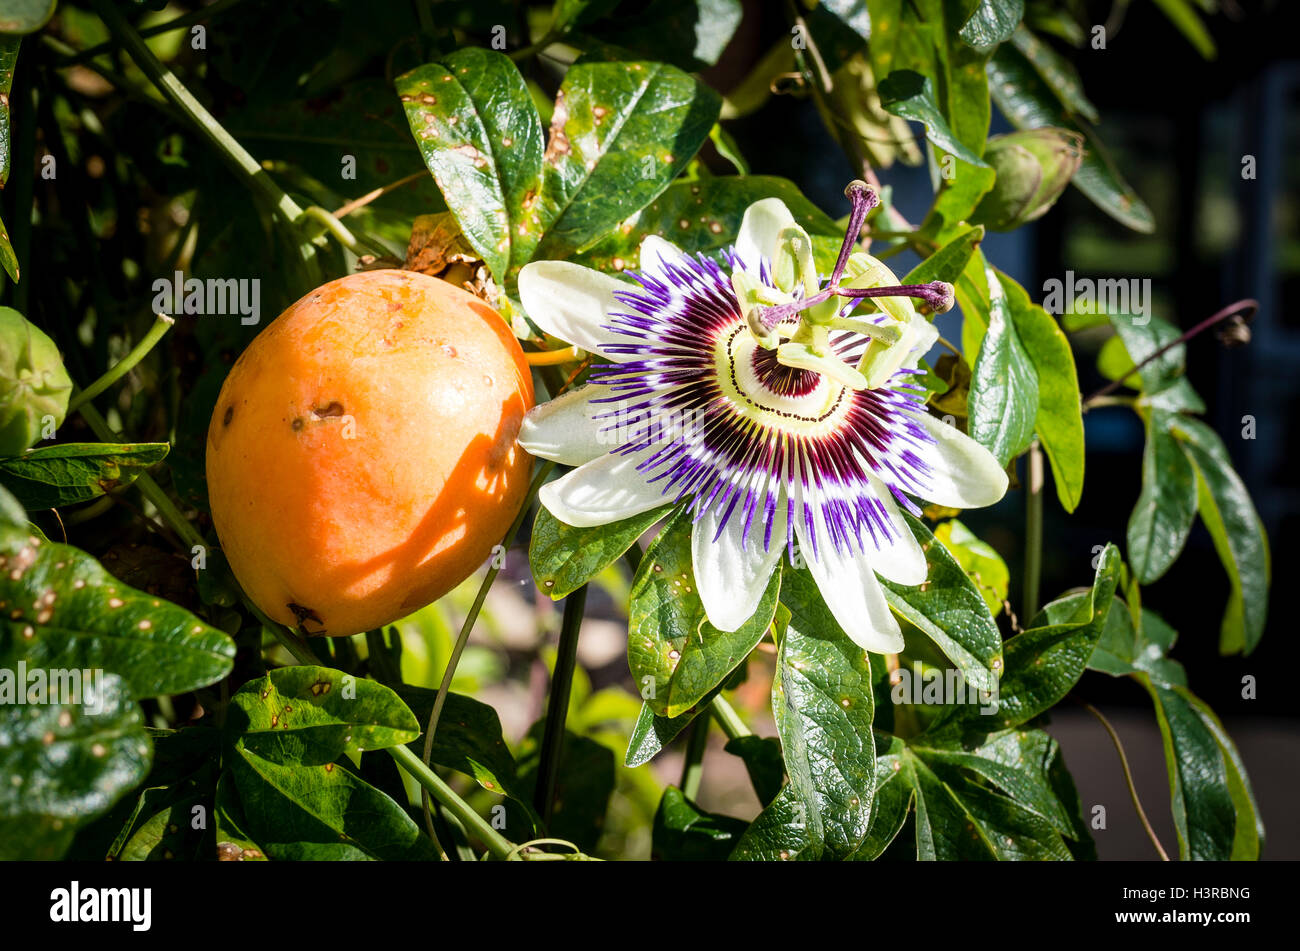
(723, 0, 1298, 858)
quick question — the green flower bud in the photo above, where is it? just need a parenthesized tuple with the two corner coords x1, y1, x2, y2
(0, 307, 72, 456)
(970, 128, 1085, 231)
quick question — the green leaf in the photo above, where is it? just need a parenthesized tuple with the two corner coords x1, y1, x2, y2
(0, 0, 55, 35)
(224, 745, 437, 860)
(1182, 692, 1263, 860)
(1090, 601, 1187, 688)
(531, 503, 668, 600)
(397, 48, 545, 282)
(745, 566, 875, 860)
(880, 513, 1002, 692)
(724, 734, 784, 807)
(988, 44, 1154, 232)
(932, 518, 1008, 615)
(0, 672, 150, 860)
(1105, 313, 1205, 413)
(533, 54, 721, 260)
(572, 174, 842, 274)
(96, 726, 221, 862)
(912, 754, 1073, 859)
(1127, 409, 1198, 583)
(227, 667, 419, 766)
(625, 694, 714, 767)
(958, 0, 1024, 52)
(1151, 0, 1216, 59)
(0, 533, 235, 700)
(394, 684, 537, 819)
(1009, 26, 1098, 122)
(628, 507, 781, 717)
(730, 786, 824, 861)
(652, 786, 749, 860)
(852, 737, 913, 859)
(878, 70, 989, 168)
(912, 727, 1075, 835)
(968, 262, 1038, 465)
(1170, 416, 1269, 654)
(0, 442, 169, 510)
(213, 771, 266, 861)
(949, 543, 1120, 731)
(902, 224, 984, 286)
(999, 273, 1084, 511)
(1140, 677, 1235, 861)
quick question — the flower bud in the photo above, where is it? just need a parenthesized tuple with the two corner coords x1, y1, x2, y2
(0, 307, 73, 456)
(970, 128, 1085, 231)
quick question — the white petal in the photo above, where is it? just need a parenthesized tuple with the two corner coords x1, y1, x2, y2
(517, 261, 632, 362)
(735, 198, 796, 274)
(865, 475, 928, 586)
(691, 487, 786, 632)
(912, 411, 1010, 509)
(791, 480, 904, 653)
(517, 384, 609, 466)
(637, 234, 687, 275)
(538, 450, 669, 528)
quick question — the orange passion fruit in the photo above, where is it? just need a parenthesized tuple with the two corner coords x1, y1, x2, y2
(206, 269, 534, 636)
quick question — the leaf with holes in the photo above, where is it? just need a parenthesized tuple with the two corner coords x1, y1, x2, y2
(531, 503, 669, 600)
(0, 673, 150, 860)
(0, 442, 169, 510)
(227, 666, 419, 766)
(398, 48, 545, 283)
(533, 53, 721, 260)
(0, 533, 235, 700)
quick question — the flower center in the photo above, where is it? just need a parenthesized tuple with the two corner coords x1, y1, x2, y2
(749, 342, 821, 398)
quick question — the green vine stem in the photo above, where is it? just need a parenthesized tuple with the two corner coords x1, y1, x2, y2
(533, 584, 588, 825)
(679, 710, 710, 801)
(419, 460, 556, 844)
(709, 695, 751, 740)
(1079, 698, 1171, 861)
(92, 0, 304, 227)
(1023, 441, 1044, 623)
(390, 746, 518, 861)
(59, 0, 250, 66)
(67, 314, 175, 414)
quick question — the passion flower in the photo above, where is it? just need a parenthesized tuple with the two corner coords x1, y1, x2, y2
(517, 184, 1007, 652)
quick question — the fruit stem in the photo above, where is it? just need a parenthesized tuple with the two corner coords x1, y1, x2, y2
(524, 346, 583, 366)
(533, 584, 588, 826)
(92, 0, 305, 227)
(68, 314, 175, 414)
(419, 460, 557, 849)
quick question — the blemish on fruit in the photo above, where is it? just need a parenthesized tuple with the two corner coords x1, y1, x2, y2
(223, 405, 234, 426)
(312, 401, 345, 419)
